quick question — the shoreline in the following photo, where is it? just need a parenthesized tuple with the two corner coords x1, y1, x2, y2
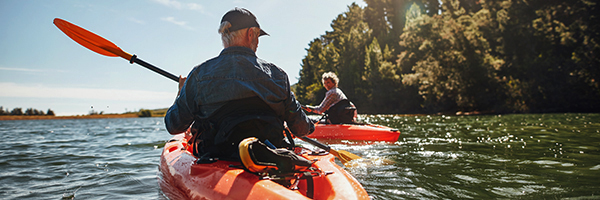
(0, 113, 143, 121)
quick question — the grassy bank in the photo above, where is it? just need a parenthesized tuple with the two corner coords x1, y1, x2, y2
(0, 113, 140, 120)
(0, 108, 169, 120)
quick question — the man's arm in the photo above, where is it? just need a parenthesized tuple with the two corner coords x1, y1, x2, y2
(165, 76, 195, 135)
(306, 89, 339, 114)
(284, 91, 315, 137)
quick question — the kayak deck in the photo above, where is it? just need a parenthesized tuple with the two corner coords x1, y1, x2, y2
(158, 132, 369, 200)
(309, 123, 400, 142)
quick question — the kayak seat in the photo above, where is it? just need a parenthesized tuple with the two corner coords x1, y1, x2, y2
(239, 137, 314, 174)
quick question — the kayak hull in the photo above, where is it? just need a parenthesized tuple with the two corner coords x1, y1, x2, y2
(158, 132, 369, 200)
(309, 123, 400, 142)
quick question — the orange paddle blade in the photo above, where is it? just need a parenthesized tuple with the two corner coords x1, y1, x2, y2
(53, 18, 132, 60)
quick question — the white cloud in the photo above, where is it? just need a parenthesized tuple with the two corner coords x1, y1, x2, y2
(153, 0, 204, 12)
(0, 67, 68, 73)
(0, 82, 173, 102)
(161, 16, 186, 26)
(161, 16, 194, 30)
(129, 17, 146, 24)
(0, 67, 43, 72)
(186, 3, 204, 11)
(154, 0, 183, 8)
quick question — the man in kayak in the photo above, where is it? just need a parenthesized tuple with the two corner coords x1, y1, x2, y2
(302, 72, 357, 124)
(165, 8, 314, 161)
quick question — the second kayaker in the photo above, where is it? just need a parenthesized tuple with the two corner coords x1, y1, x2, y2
(302, 72, 357, 124)
(165, 8, 314, 162)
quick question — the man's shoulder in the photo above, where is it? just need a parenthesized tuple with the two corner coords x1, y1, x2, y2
(198, 56, 221, 67)
(256, 58, 287, 75)
(188, 56, 223, 73)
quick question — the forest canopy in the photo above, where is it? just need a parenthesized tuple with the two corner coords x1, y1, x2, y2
(294, 0, 599, 114)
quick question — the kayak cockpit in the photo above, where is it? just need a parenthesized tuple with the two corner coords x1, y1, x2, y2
(159, 132, 369, 200)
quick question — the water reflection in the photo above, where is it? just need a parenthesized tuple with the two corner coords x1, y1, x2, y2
(336, 113, 600, 199)
(0, 114, 597, 199)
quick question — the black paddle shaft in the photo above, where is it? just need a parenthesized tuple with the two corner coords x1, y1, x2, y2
(130, 55, 178, 82)
(301, 136, 331, 152)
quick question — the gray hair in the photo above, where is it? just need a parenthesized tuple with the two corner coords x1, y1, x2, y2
(218, 21, 260, 47)
(322, 72, 339, 86)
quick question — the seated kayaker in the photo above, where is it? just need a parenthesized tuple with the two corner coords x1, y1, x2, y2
(302, 72, 357, 124)
(165, 8, 314, 162)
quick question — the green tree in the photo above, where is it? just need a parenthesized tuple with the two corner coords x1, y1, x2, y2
(11, 108, 23, 115)
(400, 0, 506, 112)
(297, 1, 424, 113)
(296, 0, 599, 114)
(46, 109, 55, 116)
(297, 3, 368, 108)
(138, 109, 153, 117)
(329, 4, 371, 111)
(25, 108, 34, 115)
(365, 37, 407, 113)
(487, 0, 600, 112)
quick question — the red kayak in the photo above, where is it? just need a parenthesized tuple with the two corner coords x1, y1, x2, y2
(308, 123, 400, 142)
(158, 132, 369, 200)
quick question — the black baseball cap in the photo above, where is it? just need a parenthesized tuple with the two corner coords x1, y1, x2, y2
(221, 8, 269, 36)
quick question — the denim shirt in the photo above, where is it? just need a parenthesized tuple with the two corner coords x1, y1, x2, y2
(165, 46, 314, 137)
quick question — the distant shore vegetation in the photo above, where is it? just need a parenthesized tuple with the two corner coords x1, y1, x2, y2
(0, 106, 168, 120)
(0, 106, 55, 116)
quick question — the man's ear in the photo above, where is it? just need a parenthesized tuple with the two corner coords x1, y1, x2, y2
(245, 28, 253, 41)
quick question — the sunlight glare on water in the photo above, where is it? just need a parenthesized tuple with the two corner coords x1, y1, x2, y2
(344, 113, 600, 199)
(0, 113, 598, 199)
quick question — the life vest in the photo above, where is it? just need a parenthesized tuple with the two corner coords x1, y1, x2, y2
(325, 99, 356, 124)
(189, 96, 287, 161)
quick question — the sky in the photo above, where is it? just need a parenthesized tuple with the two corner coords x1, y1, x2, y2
(0, 0, 365, 116)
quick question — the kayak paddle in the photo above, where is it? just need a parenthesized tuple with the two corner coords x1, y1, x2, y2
(53, 17, 362, 165)
(300, 136, 361, 165)
(53, 18, 178, 82)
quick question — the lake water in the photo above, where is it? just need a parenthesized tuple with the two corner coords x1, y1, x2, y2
(0, 113, 598, 199)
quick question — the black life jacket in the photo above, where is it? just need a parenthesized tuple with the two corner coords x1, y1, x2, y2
(189, 96, 287, 161)
(325, 99, 356, 124)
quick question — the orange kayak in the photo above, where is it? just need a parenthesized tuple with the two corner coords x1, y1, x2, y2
(308, 123, 400, 142)
(158, 132, 369, 200)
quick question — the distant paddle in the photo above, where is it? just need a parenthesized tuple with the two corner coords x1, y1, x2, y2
(53, 18, 178, 82)
(53, 18, 363, 165)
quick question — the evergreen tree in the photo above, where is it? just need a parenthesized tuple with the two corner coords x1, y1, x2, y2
(296, 0, 600, 114)
(11, 108, 23, 115)
(47, 109, 55, 116)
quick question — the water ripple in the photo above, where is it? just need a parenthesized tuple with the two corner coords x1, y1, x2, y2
(1, 114, 599, 199)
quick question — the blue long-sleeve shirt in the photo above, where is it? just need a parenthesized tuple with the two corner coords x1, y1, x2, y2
(165, 46, 314, 137)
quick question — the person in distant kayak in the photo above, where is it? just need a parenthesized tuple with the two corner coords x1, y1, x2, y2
(302, 72, 357, 124)
(165, 8, 314, 161)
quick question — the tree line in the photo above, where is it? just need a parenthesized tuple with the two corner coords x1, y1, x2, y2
(294, 0, 599, 114)
(0, 106, 55, 116)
